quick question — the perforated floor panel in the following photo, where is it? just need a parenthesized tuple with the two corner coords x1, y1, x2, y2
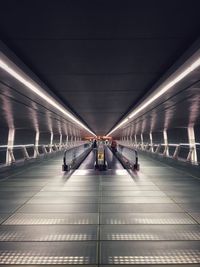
(0, 242, 97, 264)
(100, 241, 200, 264)
(0, 152, 200, 265)
(100, 225, 200, 240)
(100, 212, 196, 224)
(3, 213, 99, 225)
(0, 214, 10, 224)
(100, 203, 183, 213)
(18, 203, 99, 213)
(0, 225, 98, 241)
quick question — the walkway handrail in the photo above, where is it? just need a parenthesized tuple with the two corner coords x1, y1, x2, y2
(117, 141, 199, 165)
(0, 141, 88, 167)
(116, 143, 139, 170)
(62, 142, 92, 171)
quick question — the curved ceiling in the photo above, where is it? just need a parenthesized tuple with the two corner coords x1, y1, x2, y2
(1, 0, 200, 135)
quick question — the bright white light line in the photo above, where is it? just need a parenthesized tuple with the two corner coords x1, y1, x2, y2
(107, 118, 128, 136)
(107, 56, 200, 136)
(129, 57, 200, 119)
(0, 58, 96, 137)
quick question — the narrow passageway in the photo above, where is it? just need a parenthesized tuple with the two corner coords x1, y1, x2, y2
(0, 152, 199, 265)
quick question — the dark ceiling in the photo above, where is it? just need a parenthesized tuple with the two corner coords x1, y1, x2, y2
(1, 0, 200, 135)
(118, 75, 200, 138)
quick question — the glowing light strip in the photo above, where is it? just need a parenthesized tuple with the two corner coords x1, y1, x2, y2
(0, 58, 96, 137)
(107, 56, 200, 136)
(128, 57, 200, 119)
(107, 118, 129, 136)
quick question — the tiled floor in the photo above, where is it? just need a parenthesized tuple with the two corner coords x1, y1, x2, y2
(0, 150, 200, 266)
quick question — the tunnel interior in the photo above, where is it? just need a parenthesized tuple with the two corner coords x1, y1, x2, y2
(0, 0, 200, 266)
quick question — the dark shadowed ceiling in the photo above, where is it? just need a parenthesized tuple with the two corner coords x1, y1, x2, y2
(0, 0, 200, 135)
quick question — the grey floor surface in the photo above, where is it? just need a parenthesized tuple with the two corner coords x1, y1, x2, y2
(0, 150, 200, 266)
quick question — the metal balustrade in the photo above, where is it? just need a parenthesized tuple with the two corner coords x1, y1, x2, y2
(116, 141, 199, 166)
(63, 142, 92, 171)
(0, 141, 87, 168)
(114, 143, 139, 170)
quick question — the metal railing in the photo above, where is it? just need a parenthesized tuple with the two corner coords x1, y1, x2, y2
(112, 143, 139, 170)
(63, 142, 92, 171)
(117, 141, 199, 165)
(0, 141, 87, 168)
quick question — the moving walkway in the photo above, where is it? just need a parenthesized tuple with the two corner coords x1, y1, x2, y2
(0, 147, 199, 265)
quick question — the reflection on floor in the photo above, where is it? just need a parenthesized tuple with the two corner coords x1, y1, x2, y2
(0, 152, 200, 265)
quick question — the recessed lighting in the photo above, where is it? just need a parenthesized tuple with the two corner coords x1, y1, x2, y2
(107, 118, 129, 136)
(0, 57, 96, 137)
(107, 55, 200, 136)
(129, 57, 200, 119)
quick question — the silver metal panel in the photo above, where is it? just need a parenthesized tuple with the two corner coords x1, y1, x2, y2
(0, 186, 42, 191)
(101, 181, 154, 186)
(163, 190, 200, 197)
(28, 196, 99, 204)
(0, 191, 36, 198)
(101, 185, 160, 191)
(18, 204, 99, 213)
(3, 213, 99, 225)
(0, 198, 29, 205)
(171, 196, 200, 203)
(158, 185, 200, 191)
(100, 241, 200, 264)
(0, 144, 200, 267)
(0, 242, 97, 264)
(102, 191, 166, 197)
(101, 196, 173, 204)
(42, 186, 99, 191)
(68, 175, 101, 180)
(1, 181, 47, 187)
(0, 204, 22, 213)
(0, 214, 11, 224)
(179, 203, 200, 213)
(100, 178, 133, 183)
(100, 203, 183, 213)
(0, 225, 98, 241)
(149, 175, 195, 180)
(190, 213, 200, 224)
(36, 191, 100, 197)
(100, 225, 200, 240)
(101, 175, 130, 180)
(100, 213, 196, 224)
(153, 181, 200, 186)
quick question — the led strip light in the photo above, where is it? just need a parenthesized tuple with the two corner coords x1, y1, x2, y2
(0, 55, 96, 137)
(107, 55, 200, 136)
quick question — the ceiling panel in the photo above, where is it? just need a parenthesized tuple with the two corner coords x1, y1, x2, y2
(0, 80, 87, 136)
(1, 0, 200, 135)
(119, 85, 200, 136)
